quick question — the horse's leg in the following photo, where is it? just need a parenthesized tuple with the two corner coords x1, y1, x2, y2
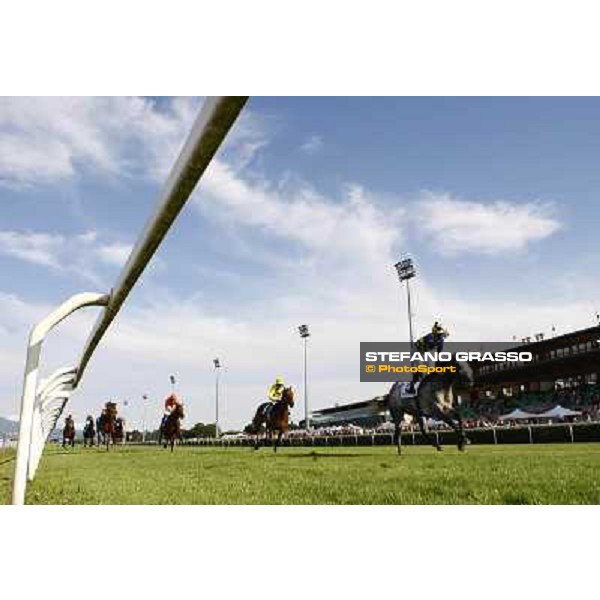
(253, 419, 263, 451)
(395, 412, 403, 455)
(274, 430, 282, 453)
(171, 435, 174, 452)
(417, 412, 441, 451)
(441, 410, 467, 452)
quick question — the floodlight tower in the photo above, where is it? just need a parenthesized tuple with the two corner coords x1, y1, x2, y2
(298, 324, 310, 430)
(142, 394, 148, 442)
(213, 358, 221, 438)
(394, 256, 417, 350)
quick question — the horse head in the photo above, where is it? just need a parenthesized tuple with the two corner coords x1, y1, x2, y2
(173, 403, 185, 419)
(282, 387, 295, 407)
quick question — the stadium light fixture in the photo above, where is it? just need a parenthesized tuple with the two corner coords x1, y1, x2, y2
(298, 325, 310, 429)
(394, 256, 417, 350)
(213, 358, 222, 438)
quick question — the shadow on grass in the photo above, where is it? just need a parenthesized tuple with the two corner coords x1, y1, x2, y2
(0, 455, 16, 467)
(280, 451, 384, 459)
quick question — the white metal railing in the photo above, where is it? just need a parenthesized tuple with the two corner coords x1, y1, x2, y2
(11, 96, 248, 504)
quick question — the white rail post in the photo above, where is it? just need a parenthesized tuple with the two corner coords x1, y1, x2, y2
(12, 293, 109, 505)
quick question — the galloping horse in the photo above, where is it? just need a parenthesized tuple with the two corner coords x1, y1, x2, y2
(96, 415, 103, 446)
(387, 356, 471, 454)
(250, 387, 295, 452)
(159, 403, 184, 452)
(114, 417, 125, 445)
(98, 402, 118, 451)
(62, 416, 76, 448)
(83, 416, 95, 447)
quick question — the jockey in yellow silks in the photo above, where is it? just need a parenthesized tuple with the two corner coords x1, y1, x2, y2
(268, 376, 286, 403)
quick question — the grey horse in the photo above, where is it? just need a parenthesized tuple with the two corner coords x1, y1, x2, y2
(386, 357, 471, 454)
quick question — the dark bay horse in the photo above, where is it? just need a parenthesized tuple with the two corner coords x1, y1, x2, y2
(98, 403, 118, 451)
(159, 403, 184, 452)
(387, 357, 471, 455)
(83, 417, 95, 447)
(62, 416, 76, 448)
(250, 387, 295, 452)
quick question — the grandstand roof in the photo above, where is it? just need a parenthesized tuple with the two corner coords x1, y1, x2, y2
(311, 396, 387, 426)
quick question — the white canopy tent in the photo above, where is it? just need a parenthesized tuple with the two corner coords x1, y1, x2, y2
(536, 405, 582, 419)
(498, 408, 536, 421)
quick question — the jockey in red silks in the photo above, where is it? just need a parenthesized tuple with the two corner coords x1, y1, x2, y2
(161, 393, 181, 428)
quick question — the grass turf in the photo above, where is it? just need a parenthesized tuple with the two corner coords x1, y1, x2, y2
(1, 443, 599, 504)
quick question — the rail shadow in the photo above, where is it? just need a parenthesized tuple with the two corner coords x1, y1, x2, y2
(0, 455, 16, 467)
(280, 451, 384, 459)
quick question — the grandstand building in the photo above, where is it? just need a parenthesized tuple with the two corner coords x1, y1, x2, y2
(470, 325, 600, 396)
(310, 396, 388, 428)
(309, 326, 600, 427)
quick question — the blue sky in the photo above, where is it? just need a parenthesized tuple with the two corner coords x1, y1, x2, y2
(0, 97, 598, 429)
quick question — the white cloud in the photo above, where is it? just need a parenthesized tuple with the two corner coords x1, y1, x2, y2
(0, 229, 134, 285)
(300, 134, 323, 154)
(96, 242, 133, 267)
(199, 160, 404, 282)
(414, 193, 561, 255)
(0, 231, 64, 268)
(0, 96, 201, 186)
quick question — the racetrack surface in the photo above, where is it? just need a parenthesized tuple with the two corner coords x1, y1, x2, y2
(1, 444, 599, 504)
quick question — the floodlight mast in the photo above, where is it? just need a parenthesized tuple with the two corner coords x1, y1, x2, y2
(394, 257, 417, 351)
(213, 358, 222, 438)
(298, 324, 310, 429)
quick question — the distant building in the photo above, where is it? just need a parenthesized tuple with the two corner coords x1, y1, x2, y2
(310, 396, 388, 428)
(309, 326, 600, 425)
(470, 325, 600, 397)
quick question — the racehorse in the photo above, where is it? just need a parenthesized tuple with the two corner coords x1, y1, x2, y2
(386, 356, 471, 455)
(98, 403, 118, 451)
(159, 403, 184, 452)
(62, 417, 76, 448)
(250, 387, 295, 452)
(83, 417, 95, 447)
(114, 417, 125, 445)
(96, 415, 103, 446)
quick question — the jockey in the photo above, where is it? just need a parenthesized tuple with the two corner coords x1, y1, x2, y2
(267, 377, 286, 403)
(105, 401, 118, 414)
(161, 393, 181, 428)
(432, 321, 445, 338)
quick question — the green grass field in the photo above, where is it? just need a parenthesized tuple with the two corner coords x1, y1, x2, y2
(1, 443, 599, 504)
